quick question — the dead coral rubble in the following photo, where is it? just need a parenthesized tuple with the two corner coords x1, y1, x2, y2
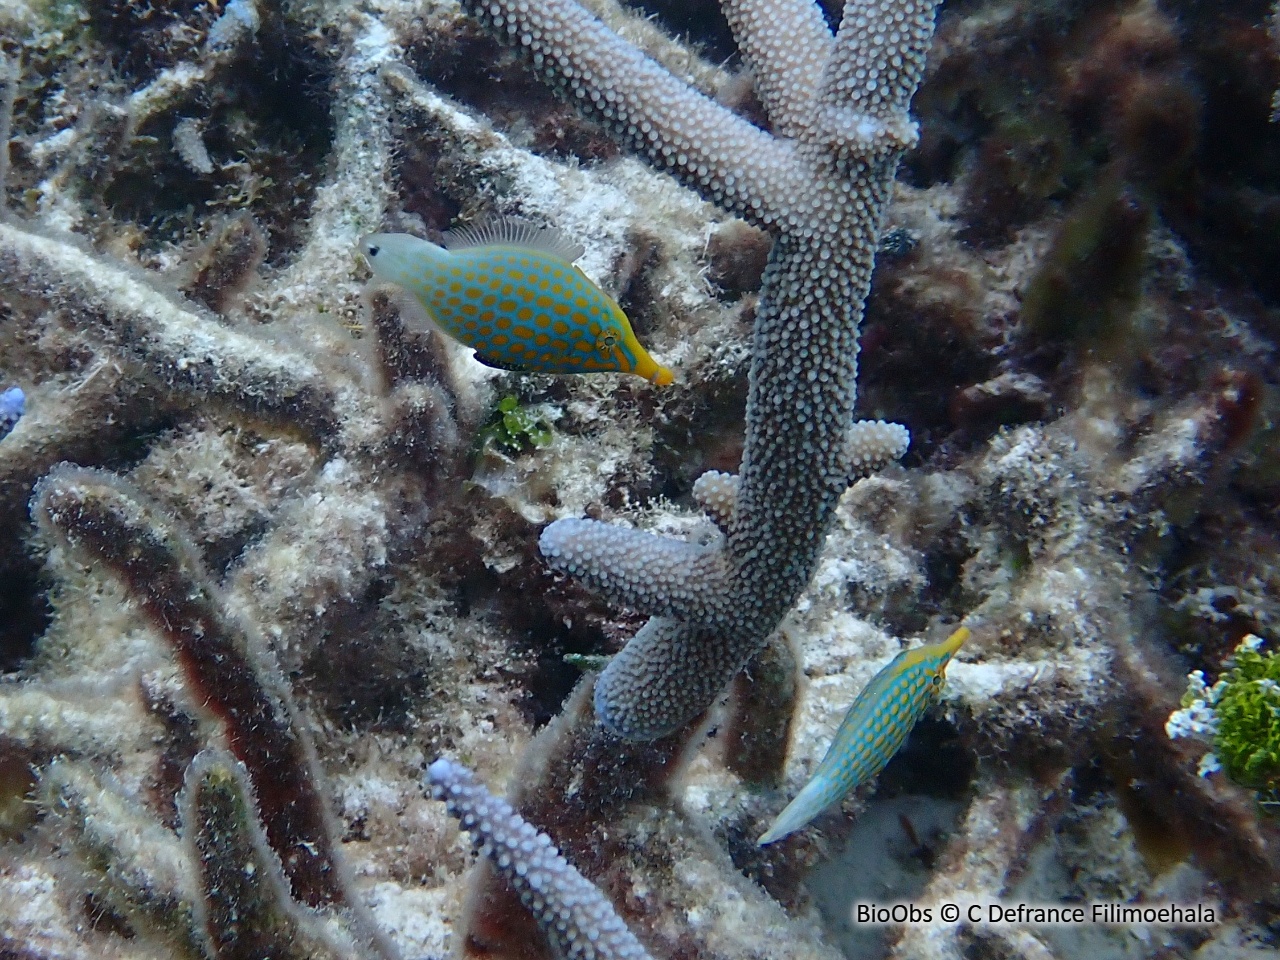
(32, 468, 359, 917)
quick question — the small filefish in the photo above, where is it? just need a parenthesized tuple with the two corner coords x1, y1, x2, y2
(758, 626, 970, 846)
(360, 218, 673, 385)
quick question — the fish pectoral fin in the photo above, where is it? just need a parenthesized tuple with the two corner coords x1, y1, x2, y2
(384, 289, 448, 340)
(471, 350, 527, 373)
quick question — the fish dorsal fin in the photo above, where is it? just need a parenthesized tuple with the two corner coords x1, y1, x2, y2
(441, 216, 585, 263)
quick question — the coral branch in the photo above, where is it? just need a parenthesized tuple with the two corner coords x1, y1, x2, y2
(460, 0, 803, 226)
(467, 0, 933, 738)
(125, 0, 260, 128)
(42, 761, 201, 957)
(0, 365, 164, 577)
(539, 520, 730, 624)
(0, 221, 345, 444)
(262, 12, 398, 324)
(32, 467, 345, 910)
(821, 0, 938, 126)
(181, 750, 367, 960)
(843, 419, 911, 480)
(692, 471, 738, 531)
(427, 757, 655, 960)
(0, 50, 16, 200)
(721, 0, 834, 139)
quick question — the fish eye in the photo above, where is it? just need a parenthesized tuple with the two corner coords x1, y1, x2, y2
(366, 244, 380, 258)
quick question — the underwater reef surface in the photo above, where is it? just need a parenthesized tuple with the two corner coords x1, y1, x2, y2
(1, 0, 1279, 958)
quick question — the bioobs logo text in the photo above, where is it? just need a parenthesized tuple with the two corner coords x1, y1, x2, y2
(855, 903, 934, 924)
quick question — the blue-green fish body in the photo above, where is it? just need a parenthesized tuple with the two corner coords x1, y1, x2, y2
(360, 218, 672, 385)
(758, 627, 970, 845)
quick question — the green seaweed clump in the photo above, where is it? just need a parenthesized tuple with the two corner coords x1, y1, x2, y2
(477, 395, 554, 455)
(1214, 638, 1280, 801)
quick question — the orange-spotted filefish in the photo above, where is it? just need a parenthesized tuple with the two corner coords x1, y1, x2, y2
(758, 627, 970, 845)
(359, 217, 673, 385)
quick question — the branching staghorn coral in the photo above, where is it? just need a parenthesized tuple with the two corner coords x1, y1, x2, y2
(427, 756, 655, 960)
(469, 0, 934, 739)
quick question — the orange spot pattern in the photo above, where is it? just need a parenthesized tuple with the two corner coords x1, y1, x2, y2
(413, 246, 642, 375)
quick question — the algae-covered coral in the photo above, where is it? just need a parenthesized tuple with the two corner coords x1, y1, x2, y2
(2, 0, 1280, 958)
(1214, 642, 1280, 797)
(1170, 634, 1280, 802)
